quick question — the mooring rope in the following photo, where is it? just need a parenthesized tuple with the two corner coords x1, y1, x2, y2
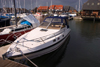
(17, 47, 38, 67)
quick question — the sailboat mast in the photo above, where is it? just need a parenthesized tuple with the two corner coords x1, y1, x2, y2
(24, 0, 25, 13)
(19, 0, 21, 13)
(36, 0, 37, 7)
(51, 0, 52, 11)
(78, 0, 80, 12)
(13, 0, 17, 26)
(31, 0, 32, 10)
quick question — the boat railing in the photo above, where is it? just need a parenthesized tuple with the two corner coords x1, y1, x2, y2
(13, 28, 65, 45)
(27, 29, 65, 43)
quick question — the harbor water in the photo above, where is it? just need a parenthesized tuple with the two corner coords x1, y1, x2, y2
(57, 20, 100, 67)
(26, 18, 100, 67)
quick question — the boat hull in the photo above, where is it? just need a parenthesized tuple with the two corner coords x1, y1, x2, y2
(0, 18, 11, 27)
(0, 29, 33, 46)
(8, 32, 70, 60)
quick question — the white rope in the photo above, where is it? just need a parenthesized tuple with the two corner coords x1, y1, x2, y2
(17, 48, 38, 67)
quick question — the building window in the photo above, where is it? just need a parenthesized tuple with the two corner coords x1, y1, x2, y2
(87, 3, 89, 5)
(92, 3, 94, 5)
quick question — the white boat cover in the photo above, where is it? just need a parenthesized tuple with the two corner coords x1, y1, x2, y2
(18, 14, 40, 28)
(19, 14, 27, 18)
(23, 14, 40, 28)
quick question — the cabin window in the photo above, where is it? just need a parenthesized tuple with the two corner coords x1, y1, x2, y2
(44, 18, 52, 22)
(53, 39, 56, 42)
(62, 35, 64, 37)
(52, 18, 61, 22)
(40, 18, 62, 29)
(92, 3, 94, 5)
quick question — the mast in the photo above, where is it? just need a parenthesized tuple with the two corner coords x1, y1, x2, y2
(76, 5, 77, 11)
(1, 0, 3, 14)
(36, 0, 37, 7)
(13, 0, 17, 26)
(50, 0, 52, 11)
(9, 1, 11, 13)
(11, 0, 14, 13)
(31, 0, 32, 10)
(78, 0, 80, 12)
(24, 0, 25, 13)
(19, 0, 21, 13)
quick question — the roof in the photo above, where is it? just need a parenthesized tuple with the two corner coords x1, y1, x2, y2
(64, 6, 76, 11)
(49, 5, 55, 9)
(55, 5, 63, 9)
(37, 6, 48, 10)
(82, 0, 100, 10)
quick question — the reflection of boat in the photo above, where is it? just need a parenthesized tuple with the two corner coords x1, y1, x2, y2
(3, 16, 71, 60)
(0, 16, 11, 27)
(0, 14, 40, 46)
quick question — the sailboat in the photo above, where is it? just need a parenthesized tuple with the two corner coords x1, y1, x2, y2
(0, 0, 40, 46)
(3, 16, 71, 60)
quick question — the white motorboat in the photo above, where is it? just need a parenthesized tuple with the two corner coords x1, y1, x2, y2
(3, 16, 71, 60)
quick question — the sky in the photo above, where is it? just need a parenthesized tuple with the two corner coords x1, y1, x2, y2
(0, 0, 88, 10)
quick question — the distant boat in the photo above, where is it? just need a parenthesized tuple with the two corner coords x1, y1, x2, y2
(34, 12, 43, 17)
(3, 16, 71, 60)
(69, 12, 77, 17)
(59, 13, 73, 20)
(0, 14, 40, 46)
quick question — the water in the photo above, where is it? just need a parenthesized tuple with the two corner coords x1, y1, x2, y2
(56, 20, 100, 67)
(21, 17, 100, 67)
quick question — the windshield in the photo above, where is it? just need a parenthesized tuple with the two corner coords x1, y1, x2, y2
(39, 18, 62, 29)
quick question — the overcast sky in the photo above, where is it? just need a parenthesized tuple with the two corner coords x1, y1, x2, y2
(0, 0, 88, 10)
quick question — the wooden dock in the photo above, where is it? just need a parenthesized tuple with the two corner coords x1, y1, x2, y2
(0, 44, 28, 67)
(0, 57, 28, 67)
(0, 44, 11, 57)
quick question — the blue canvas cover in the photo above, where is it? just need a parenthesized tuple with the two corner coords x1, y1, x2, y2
(20, 21, 32, 26)
(0, 16, 8, 18)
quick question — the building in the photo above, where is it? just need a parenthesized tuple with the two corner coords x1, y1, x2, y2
(49, 5, 55, 11)
(55, 5, 63, 12)
(64, 6, 77, 13)
(37, 6, 49, 12)
(81, 0, 100, 20)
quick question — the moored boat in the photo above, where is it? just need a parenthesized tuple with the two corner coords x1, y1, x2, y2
(0, 14, 40, 46)
(3, 16, 71, 60)
(0, 16, 11, 27)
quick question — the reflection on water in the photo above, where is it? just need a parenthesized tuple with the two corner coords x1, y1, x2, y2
(27, 35, 70, 67)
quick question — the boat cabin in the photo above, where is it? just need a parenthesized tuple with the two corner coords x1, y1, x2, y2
(39, 16, 69, 30)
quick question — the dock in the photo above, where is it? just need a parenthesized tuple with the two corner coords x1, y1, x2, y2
(0, 44, 28, 67)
